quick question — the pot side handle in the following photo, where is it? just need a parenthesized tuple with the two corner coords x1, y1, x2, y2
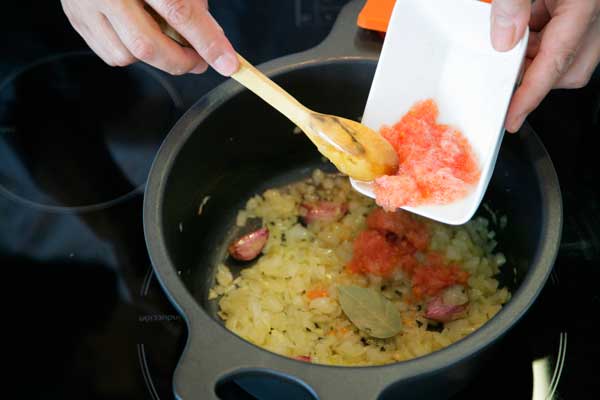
(305, 0, 383, 60)
(171, 320, 403, 400)
(172, 343, 220, 400)
(300, 372, 388, 400)
(258, 0, 382, 76)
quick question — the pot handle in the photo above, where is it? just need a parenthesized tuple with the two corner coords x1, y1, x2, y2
(172, 340, 220, 400)
(173, 330, 400, 400)
(259, 0, 382, 75)
(300, 0, 382, 60)
(298, 373, 387, 400)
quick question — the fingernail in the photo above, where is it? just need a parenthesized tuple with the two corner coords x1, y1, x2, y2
(491, 15, 516, 52)
(190, 63, 208, 74)
(213, 53, 239, 76)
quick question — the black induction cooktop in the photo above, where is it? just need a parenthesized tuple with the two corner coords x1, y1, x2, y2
(2, 1, 599, 399)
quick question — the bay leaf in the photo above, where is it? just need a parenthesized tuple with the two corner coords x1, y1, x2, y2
(337, 285, 402, 339)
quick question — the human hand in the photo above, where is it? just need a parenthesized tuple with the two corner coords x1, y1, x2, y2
(61, 0, 239, 76)
(490, 0, 600, 132)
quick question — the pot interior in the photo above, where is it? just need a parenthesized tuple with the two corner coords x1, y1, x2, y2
(160, 60, 542, 325)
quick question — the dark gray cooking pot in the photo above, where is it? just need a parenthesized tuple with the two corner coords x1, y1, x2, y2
(143, 1, 562, 399)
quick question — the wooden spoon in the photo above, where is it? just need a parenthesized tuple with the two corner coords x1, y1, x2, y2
(231, 54, 398, 182)
(149, 11, 397, 181)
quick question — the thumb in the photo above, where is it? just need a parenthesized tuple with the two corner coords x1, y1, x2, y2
(490, 0, 531, 52)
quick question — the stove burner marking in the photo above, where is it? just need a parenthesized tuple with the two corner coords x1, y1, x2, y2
(138, 344, 161, 400)
(549, 271, 560, 286)
(0, 184, 143, 214)
(532, 332, 567, 400)
(547, 332, 567, 399)
(141, 268, 154, 297)
(0, 51, 183, 213)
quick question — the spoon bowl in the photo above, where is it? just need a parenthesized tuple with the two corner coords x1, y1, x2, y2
(305, 113, 398, 181)
(231, 54, 399, 182)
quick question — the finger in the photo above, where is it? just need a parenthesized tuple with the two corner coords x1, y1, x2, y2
(145, 0, 239, 76)
(503, 56, 534, 134)
(68, 11, 135, 67)
(90, 14, 136, 66)
(524, 56, 534, 72)
(530, 0, 551, 31)
(190, 59, 209, 74)
(490, 0, 531, 52)
(504, 9, 594, 132)
(555, 18, 600, 89)
(79, 28, 118, 66)
(526, 30, 542, 59)
(61, 0, 135, 67)
(103, 1, 203, 75)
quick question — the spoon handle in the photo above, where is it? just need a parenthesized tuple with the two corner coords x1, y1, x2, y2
(231, 53, 310, 127)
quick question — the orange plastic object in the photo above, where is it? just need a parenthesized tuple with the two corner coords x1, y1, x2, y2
(358, 0, 493, 33)
(357, 0, 396, 32)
